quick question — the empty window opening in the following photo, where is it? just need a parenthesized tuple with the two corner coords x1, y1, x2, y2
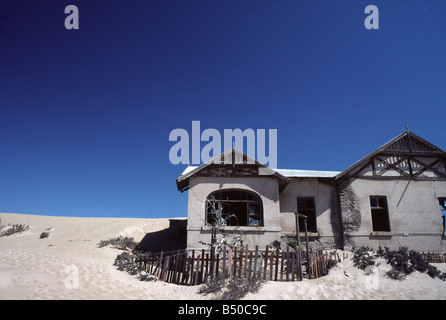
(370, 196, 391, 232)
(439, 198, 446, 232)
(297, 197, 317, 233)
(206, 189, 263, 227)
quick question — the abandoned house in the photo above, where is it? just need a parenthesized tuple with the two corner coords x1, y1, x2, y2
(176, 130, 446, 252)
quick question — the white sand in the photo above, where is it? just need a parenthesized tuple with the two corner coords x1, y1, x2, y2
(1, 212, 445, 300)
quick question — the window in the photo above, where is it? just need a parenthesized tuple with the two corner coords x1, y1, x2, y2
(439, 198, 446, 232)
(370, 196, 391, 232)
(297, 197, 317, 232)
(206, 189, 263, 227)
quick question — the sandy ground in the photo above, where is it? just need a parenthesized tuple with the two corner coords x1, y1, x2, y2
(0, 212, 445, 300)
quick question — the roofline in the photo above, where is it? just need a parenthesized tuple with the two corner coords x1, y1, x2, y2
(176, 147, 290, 192)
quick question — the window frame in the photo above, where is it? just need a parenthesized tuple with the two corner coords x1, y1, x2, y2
(369, 195, 391, 232)
(205, 189, 264, 227)
(439, 198, 446, 233)
(296, 197, 317, 233)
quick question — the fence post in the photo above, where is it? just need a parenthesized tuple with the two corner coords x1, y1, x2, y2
(222, 246, 227, 276)
(253, 246, 259, 275)
(233, 246, 237, 277)
(200, 249, 205, 284)
(291, 251, 295, 281)
(295, 213, 303, 281)
(238, 248, 243, 278)
(269, 247, 274, 280)
(210, 246, 215, 279)
(244, 245, 249, 278)
(263, 246, 269, 280)
(158, 251, 164, 277)
(248, 251, 253, 279)
(174, 250, 180, 284)
(274, 247, 279, 281)
(228, 247, 233, 278)
(161, 255, 170, 281)
(304, 219, 312, 279)
(189, 250, 195, 285)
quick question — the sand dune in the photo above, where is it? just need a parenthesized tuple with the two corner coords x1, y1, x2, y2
(0, 212, 445, 300)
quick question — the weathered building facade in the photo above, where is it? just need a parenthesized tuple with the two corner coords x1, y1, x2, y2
(176, 131, 446, 252)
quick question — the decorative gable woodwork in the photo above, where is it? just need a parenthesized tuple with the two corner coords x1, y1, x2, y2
(176, 148, 290, 192)
(338, 131, 446, 180)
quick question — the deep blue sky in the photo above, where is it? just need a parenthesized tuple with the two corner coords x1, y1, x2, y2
(1, 0, 445, 218)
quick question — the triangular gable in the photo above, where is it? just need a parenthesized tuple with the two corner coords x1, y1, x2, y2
(336, 131, 446, 180)
(176, 148, 290, 192)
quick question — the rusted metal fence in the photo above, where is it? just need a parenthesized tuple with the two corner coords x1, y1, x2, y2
(136, 246, 347, 286)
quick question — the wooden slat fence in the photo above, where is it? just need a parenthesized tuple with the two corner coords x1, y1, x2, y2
(136, 246, 347, 286)
(419, 252, 446, 263)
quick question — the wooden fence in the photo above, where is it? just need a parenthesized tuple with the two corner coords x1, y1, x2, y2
(419, 252, 446, 263)
(135, 246, 347, 286)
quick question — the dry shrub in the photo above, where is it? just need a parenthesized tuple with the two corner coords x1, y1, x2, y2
(40, 231, 50, 239)
(97, 236, 137, 251)
(0, 224, 30, 237)
(353, 246, 446, 281)
(199, 273, 264, 300)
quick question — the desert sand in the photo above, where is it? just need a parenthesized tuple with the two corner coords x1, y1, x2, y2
(0, 212, 445, 300)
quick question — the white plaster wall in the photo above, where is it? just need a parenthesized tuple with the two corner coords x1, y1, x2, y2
(186, 176, 282, 249)
(344, 178, 446, 251)
(279, 178, 337, 234)
(279, 178, 341, 248)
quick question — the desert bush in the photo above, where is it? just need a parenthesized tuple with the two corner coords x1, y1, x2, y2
(198, 274, 228, 295)
(40, 231, 50, 239)
(321, 258, 339, 276)
(353, 246, 446, 281)
(385, 268, 405, 281)
(376, 246, 446, 280)
(98, 236, 138, 251)
(114, 251, 140, 275)
(352, 246, 378, 270)
(221, 274, 264, 300)
(198, 273, 264, 300)
(113, 251, 152, 277)
(379, 247, 414, 279)
(0, 224, 30, 237)
(138, 273, 158, 282)
(285, 238, 297, 249)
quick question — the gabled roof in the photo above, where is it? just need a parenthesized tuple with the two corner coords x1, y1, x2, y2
(176, 131, 446, 191)
(176, 148, 291, 192)
(336, 130, 446, 179)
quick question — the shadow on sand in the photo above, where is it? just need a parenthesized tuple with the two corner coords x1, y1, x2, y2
(137, 219, 187, 253)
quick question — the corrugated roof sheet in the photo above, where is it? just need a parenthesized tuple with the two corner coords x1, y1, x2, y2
(275, 169, 340, 178)
(180, 166, 340, 178)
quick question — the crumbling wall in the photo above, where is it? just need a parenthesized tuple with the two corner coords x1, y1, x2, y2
(329, 184, 344, 249)
(339, 179, 361, 231)
(338, 179, 361, 249)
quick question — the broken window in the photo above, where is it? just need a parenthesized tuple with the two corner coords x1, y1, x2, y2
(206, 189, 263, 227)
(297, 197, 317, 233)
(439, 198, 446, 232)
(370, 196, 391, 232)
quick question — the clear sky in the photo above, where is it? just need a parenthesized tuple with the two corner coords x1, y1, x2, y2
(1, 0, 445, 218)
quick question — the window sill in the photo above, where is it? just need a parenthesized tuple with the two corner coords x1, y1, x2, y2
(283, 232, 320, 238)
(370, 231, 393, 237)
(346, 231, 444, 237)
(201, 225, 267, 232)
(299, 232, 320, 237)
